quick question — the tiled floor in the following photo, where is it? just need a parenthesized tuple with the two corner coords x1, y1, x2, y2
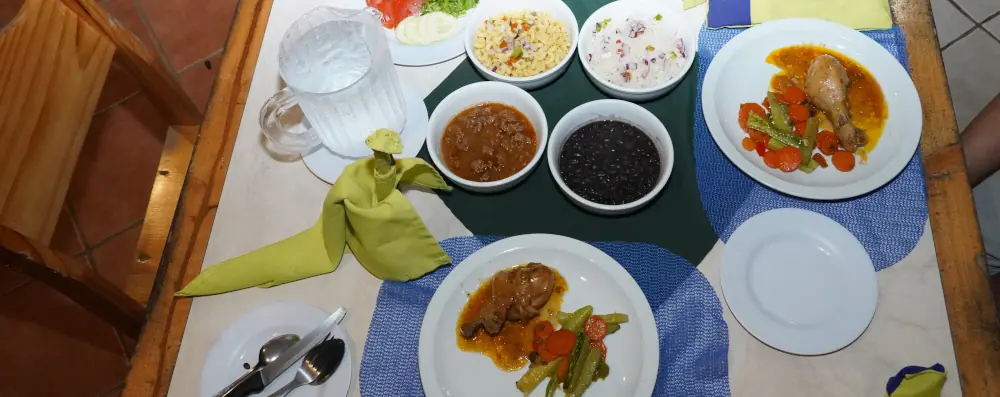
(1, 0, 998, 396)
(0, 0, 237, 396)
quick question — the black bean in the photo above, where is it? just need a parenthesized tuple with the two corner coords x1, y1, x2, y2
(558, 120, 660, 205)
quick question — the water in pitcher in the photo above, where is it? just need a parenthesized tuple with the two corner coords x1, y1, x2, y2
(279, 16, 406, 158)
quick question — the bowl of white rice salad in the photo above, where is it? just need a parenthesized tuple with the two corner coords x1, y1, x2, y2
(578, 1, 696, 101)
(464, 0, 578, 90)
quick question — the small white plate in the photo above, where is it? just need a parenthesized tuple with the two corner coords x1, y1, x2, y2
(701, 18, 922, 200)
(303, 83, 428, 184)
(418, 234, 659, 397)
(721, 208, 878, 355)
(387, 14, 470, 66)
(200, 302, 353, 397)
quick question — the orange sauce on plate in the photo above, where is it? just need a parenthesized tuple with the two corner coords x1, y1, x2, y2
(766, 45, 887, 153)
(455, 267, 567, 371)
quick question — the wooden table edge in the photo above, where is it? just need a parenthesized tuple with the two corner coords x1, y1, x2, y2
(122, 0, 1000, 396)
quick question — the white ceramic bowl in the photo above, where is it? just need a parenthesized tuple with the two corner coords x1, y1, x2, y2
(427, 81, 548, 192)
(578, 0, 697, 101)
(464, 0, 579, 90)
(547, 100, 674, 215)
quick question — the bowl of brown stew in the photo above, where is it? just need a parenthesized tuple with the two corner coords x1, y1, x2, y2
(547, 100, 674, 215)
(427, 81, 548, 192)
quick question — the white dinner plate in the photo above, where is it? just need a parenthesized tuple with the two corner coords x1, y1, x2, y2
(302, 82, 428, 184)
(701, 18, 922, 200)
(200, 302, 353, 397)
(419, 234, 659, 397)
(721, 208, 878, 355)
(386, 14, 470, 66)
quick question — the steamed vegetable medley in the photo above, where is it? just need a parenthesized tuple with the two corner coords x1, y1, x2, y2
(515, 305, 628, 397)
(738, 85, 857, 173)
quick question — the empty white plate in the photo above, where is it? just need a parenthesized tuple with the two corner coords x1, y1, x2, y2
(200, 302, 353, 397)
(418, 234, 659, 397)
(721, 208, 878, 355)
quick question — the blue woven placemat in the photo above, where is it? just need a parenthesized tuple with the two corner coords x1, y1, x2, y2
(359, 236, 730, 396)
(692, 25, 928, 271)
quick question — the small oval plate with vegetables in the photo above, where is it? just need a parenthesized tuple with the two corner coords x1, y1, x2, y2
(366, 0, 479, 65)
(702, 18, 921, 200)
(419, 234, 659, 397)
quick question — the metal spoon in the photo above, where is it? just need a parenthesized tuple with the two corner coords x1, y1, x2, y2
(251, 334, 300, 371)
(266, 337, 346, 397)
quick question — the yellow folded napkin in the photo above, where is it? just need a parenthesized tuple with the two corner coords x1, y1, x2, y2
(885, 363, 947, 397)
(698, 0, 892, 31)
(176, 129, 452, 296)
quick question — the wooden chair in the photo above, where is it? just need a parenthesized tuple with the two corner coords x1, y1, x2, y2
(0, 0, 202, 339)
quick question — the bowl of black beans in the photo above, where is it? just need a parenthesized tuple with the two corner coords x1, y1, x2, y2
(547, 99, 674, 215)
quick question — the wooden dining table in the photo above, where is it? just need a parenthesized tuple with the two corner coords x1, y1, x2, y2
(120, 0, 1000, 395)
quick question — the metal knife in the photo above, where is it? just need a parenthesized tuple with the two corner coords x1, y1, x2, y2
(215, 307, 347, 397)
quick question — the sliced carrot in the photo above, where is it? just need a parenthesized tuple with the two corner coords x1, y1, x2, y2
(816, 130, 839, 156)
(777, 146, 802, 172)
(793, 122, 806, 137)
(538, 342, 559, 362)
(832, 150, 856, 172)
(590, 340, 608, 361)
(762, 97, 770, 114)
(741, 137, 756, 151)
(782, 86, 807, 104)
(812, 153, 828, 168)
(545, 330, 576, 356)
(557, 356, 570, 381)
(534, 321, 554, 340)
(748, 128, 770, 144)
(584, 316, 608, 342)
(532, 337, 543, 351)
(787, 103, 810, 123)
(738, 103, 767, 133)
(774, 92, 793, 105)
(763, 150, 781, 169)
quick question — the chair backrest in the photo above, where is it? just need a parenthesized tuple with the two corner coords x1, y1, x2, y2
(0, 0, 115, 244)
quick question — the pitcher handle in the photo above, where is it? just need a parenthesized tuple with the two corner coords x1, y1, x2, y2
(259, 87, 322, 154)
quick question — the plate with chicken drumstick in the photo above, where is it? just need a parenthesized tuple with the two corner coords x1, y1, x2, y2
(418, 234, 658, 397)
(701, 18, 921, 200)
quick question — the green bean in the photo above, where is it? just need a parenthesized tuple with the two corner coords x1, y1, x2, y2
(597, 313, 629, 324)
(516, 360, 558, 394)
(567, 345, 603, 397)
(544, 371, 559, 397)
(748, 113, 802, 148)
(767, 139, 786, 152)
(558, 306, 593, 333)
(606, 323, 621, 335)
(799, 159, 820, 174)
(562, 333, 589, 390)
(595, 360, 610, 380)
(799, 117, 820, 166)
(767, 92, 793, 132)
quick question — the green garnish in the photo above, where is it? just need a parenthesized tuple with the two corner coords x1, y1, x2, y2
(511, 46, 523, 59)
(670, 52, 678, 60)
(646, 45, 655, 51)
(421, 0, 479, 17)
(596, 18, 611, 32)
(654, 14, 662, 21)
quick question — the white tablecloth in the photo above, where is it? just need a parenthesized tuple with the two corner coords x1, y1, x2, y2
(168, 0, 961, 395)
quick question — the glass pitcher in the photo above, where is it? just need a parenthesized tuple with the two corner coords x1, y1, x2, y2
(260, 6, 406, 158)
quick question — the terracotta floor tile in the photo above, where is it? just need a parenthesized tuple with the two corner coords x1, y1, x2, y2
(139, 0, 238, 70)
(50, 205, 85, 256)
(180, 52, 222, 112)
(92, 224, 151, 304)
(68, 95, 167, 244)
(96, 0, 162, 112)
(0, 267, 29, 296)
(0, 282, 128, 397)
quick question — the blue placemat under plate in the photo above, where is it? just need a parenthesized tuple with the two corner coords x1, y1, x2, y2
(692, 25, 928, 271)
(359, 236, 730, 396)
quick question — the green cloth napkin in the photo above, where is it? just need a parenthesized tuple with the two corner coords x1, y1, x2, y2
(176, 130, 452, 296)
